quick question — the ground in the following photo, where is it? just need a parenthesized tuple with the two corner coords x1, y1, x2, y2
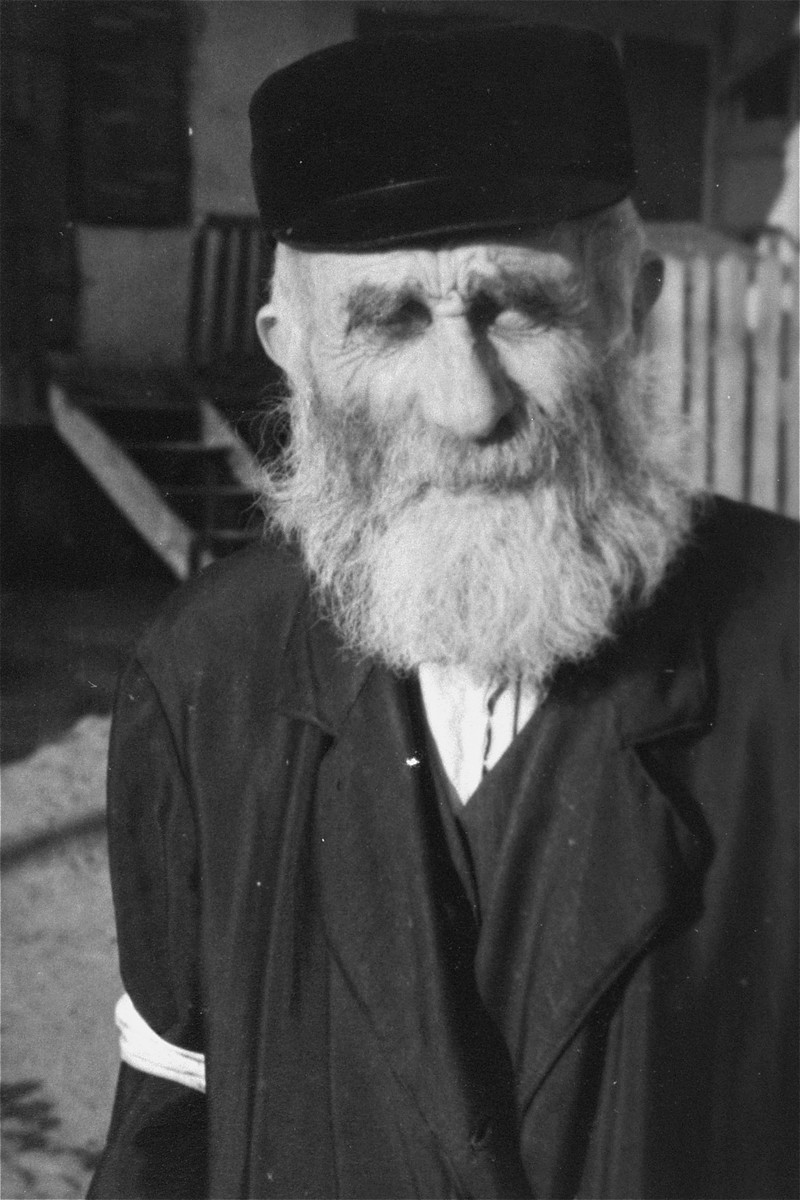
(1, 586, 173, 1200)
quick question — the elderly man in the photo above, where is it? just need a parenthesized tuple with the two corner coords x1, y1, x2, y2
(90, 24, 797, 1200)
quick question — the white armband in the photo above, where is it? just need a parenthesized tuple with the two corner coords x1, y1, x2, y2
(115, 992, 206, 1093)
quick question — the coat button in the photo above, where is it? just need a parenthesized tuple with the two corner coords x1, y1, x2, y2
(469, 1116, 492, 1151)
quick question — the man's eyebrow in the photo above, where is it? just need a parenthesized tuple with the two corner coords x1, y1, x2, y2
(345, 282, 422, 333)
(469, 268, 587, 312)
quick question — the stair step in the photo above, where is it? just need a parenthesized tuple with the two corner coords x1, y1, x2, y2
(209, 529, 262, 544)
(86, 405, 203, 442)
(196, 529, 263, 560)
(164, 482, 256, 497)
(126, 444, 233, 486)
(164, 487, 260, 529)
(123, 440, 231, 454)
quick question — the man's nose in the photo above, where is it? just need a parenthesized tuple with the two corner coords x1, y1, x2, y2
(420, 315, 514, 441)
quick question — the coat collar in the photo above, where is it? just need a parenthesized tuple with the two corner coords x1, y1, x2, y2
(557, 550, 711, 748)
(273, 588, 372, 734)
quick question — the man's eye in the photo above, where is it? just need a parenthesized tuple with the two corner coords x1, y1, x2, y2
(377, 298, 430, 338)
(492, 307, 543, 332)
(468, 292, 553, 334)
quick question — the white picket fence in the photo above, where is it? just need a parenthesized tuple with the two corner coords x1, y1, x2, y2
(645, 223, 799, 518)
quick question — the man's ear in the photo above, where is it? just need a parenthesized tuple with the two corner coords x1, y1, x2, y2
(632, 254, 664, 345)
(255, 302, 285, 367)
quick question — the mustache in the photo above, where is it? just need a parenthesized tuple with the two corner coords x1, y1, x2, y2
(301, 359, 621, 514)
(315, 403, 558, 497)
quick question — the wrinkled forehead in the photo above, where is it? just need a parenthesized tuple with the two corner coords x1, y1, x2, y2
(273, 227, 584, 312)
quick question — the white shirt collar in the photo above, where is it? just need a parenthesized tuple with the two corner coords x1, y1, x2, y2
(417, 663, 539, 807)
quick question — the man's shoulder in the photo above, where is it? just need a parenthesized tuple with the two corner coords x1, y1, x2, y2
(694, 494, 798, 571)
(134, 535, 311, 688)
(686, 496, 798, 634)
(609, 496, 797, 718)
(655, 497, 799, 729)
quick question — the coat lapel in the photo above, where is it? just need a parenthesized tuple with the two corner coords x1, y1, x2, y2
(474, 687, 707, 1113)
(475, 571, 712, 1112)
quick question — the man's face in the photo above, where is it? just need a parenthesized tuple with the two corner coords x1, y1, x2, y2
(258, 224, 692, 683)
(274, 229, 605, 453)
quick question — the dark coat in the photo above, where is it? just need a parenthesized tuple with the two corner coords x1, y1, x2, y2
(89, 498, 798, 1200)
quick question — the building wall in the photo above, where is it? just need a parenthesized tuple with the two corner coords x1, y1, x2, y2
(78, 1, 355, 372)
(35, 1, 800, 374)
(711, 1, 798, 236)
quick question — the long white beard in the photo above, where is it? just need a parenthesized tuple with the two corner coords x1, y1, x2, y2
(259, 345, 698, 686)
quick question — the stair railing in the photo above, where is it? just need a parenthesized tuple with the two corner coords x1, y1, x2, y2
(48, 383, 215, 581)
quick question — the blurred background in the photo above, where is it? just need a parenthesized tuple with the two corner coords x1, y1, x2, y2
(1, 2, 798, 1197)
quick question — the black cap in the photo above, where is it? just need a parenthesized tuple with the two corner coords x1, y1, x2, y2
(249, 23, 635, 249)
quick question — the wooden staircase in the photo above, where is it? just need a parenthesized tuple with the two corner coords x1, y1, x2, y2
(49, 382, 265, 581)
(48, 214, 277, 580)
